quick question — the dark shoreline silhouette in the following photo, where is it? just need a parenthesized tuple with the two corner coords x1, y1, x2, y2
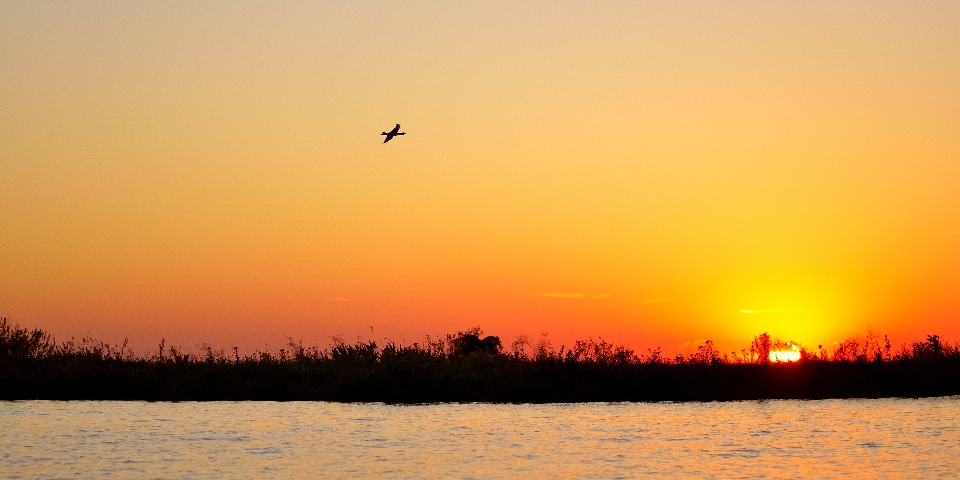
(2, 319, 959, 402)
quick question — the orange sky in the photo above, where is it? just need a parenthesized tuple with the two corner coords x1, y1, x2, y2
(2, 1, 959, 355)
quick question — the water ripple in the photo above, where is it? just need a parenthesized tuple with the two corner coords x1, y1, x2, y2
(1, 397, 959, 478)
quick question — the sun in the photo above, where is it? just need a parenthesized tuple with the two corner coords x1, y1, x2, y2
(769, 343, 801, 363)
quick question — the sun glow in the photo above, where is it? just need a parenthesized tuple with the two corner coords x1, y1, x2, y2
(769, 344, 801, 363)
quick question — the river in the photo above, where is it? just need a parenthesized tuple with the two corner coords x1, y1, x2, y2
(2, 397, 959, 478)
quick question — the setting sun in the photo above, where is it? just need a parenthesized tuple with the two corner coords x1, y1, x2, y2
(769, 344, 802, 363)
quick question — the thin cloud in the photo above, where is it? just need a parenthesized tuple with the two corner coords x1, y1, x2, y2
(529, 293, 610, 299)
(740, 309, 786, 314)
(679, 339, 710, 351)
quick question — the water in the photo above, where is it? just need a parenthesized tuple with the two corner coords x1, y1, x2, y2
(2, 398, 959, 478)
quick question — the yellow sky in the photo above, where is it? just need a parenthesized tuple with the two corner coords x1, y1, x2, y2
(2, 1, 959, 354)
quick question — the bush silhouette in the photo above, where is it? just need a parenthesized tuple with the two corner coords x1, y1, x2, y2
(2, 317, 959, 402)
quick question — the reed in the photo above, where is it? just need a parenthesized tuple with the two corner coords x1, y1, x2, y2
(2, 318, 959, 402)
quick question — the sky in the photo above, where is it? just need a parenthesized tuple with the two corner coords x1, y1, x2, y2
(2, 1, 959, 355)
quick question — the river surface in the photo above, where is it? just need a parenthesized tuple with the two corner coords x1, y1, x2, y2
(2, 397, 959, 478)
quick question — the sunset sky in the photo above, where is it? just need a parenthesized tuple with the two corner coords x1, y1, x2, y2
(2, 1, 958, 355)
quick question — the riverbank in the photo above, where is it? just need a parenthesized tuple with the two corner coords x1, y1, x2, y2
(3, 319, 959, 402)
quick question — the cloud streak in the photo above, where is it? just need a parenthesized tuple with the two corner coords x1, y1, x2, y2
(529, 293, 610, 299)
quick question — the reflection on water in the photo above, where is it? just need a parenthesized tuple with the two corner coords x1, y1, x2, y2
(2, 397, 959, 478)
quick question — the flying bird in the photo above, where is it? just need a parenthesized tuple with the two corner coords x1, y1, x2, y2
(381, 124, 405, 144)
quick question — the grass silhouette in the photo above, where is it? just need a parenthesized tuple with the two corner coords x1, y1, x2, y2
(2, 318, 959, 402)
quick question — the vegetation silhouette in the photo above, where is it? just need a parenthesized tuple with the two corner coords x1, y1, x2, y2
(2, 318, 960, 402)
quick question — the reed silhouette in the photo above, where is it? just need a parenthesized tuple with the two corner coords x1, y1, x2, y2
(2, 318, 959, 402)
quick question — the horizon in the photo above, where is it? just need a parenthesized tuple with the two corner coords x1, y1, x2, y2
(0, 317, 949, 361)
(2, 1, 959, 356)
